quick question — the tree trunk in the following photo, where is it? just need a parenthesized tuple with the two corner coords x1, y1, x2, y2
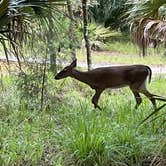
(47, 11, 57, 73)
(82, 0, 92, 71)
(67, 0, 76, 60)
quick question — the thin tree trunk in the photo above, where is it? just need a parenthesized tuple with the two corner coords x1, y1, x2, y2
(82, 0, 92, 71)
(40, 58, 47, 111)
(47, 10, 57, 73)
(67, 0, 76, 60)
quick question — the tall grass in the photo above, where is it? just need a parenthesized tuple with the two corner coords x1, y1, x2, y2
(1, 74, 166, 165)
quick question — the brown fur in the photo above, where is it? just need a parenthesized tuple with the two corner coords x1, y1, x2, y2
(55, 60, 157, 110)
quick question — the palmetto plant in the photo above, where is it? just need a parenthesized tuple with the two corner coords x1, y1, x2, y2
(89, 0, 128, 30)
(0, 0, 65, 65)
(127, 0, 166, 56)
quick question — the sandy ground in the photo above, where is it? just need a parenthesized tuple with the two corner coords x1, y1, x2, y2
(1, 54, 166, 75)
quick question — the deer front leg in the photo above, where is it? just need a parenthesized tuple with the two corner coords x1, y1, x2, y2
(92, 89, 103, 110)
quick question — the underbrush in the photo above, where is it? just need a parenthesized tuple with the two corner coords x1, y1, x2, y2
(0, 74, 166, 166)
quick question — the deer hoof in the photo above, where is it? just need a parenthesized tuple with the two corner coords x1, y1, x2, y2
(95, 105, 102, 111)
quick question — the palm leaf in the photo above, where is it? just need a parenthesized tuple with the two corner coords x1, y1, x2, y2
(0, 0, 66, 67)
(127, 0, 166, 56)
(130, 18, 166, 56)
(139, 103, 166, 126)
(0, 0, 9, 18)
(127, 0, 166, 21)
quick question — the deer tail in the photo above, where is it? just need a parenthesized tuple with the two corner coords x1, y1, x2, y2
(146, 66, 152, 84)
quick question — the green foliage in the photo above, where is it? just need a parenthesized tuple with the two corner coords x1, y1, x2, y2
(16, 67, 43, 100)
(88, 23, 117, 41)
(127, 0, 166, 21)
(0, 106, 59, 166)
(1, 74, 166, 165)
(56, 111, 109, 165)
(89, 0, 129, 31)
(77, 22, 116, 51)
(15, 63, 48, 110)
(0, 0, 66, 66)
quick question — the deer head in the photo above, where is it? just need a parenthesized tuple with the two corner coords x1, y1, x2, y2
(54, 59, 77, 80)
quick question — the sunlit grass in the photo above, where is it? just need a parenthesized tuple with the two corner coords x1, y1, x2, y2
(1, 75, 166, 165)
(77, 41, 166, 65)
(1, 32, 166, 165)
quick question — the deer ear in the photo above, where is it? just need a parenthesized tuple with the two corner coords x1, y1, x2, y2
(70, 59, 77, 68)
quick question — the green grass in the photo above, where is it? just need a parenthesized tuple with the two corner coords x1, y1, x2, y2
(77, 40, 166, 65)
(78, 51, 166, 65)
(1, 33, 166, 165)
(1, 75, 166, 166)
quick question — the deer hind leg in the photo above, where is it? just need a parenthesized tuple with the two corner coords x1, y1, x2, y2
(130, 89, 142, 109)
(92, 89, 103, 110)
(138, 81, 157, 110)
(141, 90, 157, 110)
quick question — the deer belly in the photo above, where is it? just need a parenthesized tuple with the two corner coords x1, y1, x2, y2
(102, 78, 129, 89)
(109, 84, 128, 89)
(93, 75, 129, 89)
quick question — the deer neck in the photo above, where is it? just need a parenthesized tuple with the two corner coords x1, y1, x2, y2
(71, 69, 90, 85)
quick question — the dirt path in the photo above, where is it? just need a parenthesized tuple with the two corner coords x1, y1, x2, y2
(1, 56, 166, 74)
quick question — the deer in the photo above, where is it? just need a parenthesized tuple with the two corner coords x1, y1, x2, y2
(54, 59, 165, 110)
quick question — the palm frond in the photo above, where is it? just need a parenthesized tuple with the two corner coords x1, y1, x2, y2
(0, 0, 66, 67)
(131, 18, 166, 56)
(139, 103, 166, 126)
(0, 0, 9, 17)
(127, 0, 166, 22)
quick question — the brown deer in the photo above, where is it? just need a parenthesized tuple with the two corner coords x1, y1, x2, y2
(55, 59, 162, 110)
